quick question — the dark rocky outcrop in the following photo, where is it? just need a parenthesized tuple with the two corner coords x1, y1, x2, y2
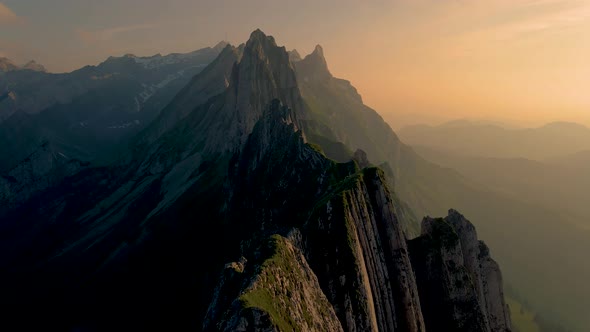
(408, 210, 512, 332)
(21, 60, 47, 72)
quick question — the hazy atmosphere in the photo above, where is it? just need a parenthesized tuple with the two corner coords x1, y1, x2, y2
(1, 1, 588, 331)
(2, 0, 589, 127)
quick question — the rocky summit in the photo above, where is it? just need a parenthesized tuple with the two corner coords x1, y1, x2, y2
(0, 30, 512, 331)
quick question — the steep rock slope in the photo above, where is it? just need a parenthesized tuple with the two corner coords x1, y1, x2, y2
(135, 44, 243, 145)
(0, 29, 312, 331)
(201, 97, 426, 331)
(408, 210, 511, 332)
(0, 44, 227, 217)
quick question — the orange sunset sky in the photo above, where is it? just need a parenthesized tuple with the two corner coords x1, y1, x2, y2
(1, 0, 589, 127)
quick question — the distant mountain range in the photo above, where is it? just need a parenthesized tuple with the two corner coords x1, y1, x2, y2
(411, 145, 590, 227)
(0, 57, 47, 73)
(547, 149, 590, 171)
(399, 120, 590, 331)
(0, 42, 227, 174)
(398, 120, 590, 160)
(399, 119, 590, 223)
(0, 42, 227, 119)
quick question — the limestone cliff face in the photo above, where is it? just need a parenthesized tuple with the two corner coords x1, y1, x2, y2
(133, 29, 307, 177)
(478, 242, 512, 332)
(189, 31, 511, 332)
(137, 44, 242, 146)
(210, 96, 426, 331)
(408, 210, 512, 332)
(303, 167, 425, 332)
(217, 29, 306, 151)
(444, 210, 511, 332)
(224, 114, 511, 332)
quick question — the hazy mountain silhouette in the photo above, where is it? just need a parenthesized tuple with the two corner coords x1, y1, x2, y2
(399, 123, 590, 331)
(412, 145, 590, 226)
(547, 149, 590, 171)
(399, 120, 590, 160)
(0, 43, 226, 174)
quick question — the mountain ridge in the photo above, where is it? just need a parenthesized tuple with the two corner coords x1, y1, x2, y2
(0, 57, 46, 73)
(0, 29, 512, 332)
(398, 120, 590, 160)
(0, 42, 226, 174)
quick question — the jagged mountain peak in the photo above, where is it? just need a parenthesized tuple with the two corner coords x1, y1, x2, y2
(134, 43, 242, 148)
(288, 49, 302, 62)
(136, 29, 305, 157)
(22, 60, 47, 72)
(241, 29, 291, 67)
(244, 29, 286, 58)
(219, 29, 303, 148)
(0, 58, 47, 72)
(312, 44, 325, 58)
(249, 28, 273, 43)
(99, 42, 225, 70)
(296, 43, 331, 80)
(212, 40, 229, 52)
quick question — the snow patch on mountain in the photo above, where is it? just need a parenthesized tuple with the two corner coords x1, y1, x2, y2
(131, 52, 209, 70)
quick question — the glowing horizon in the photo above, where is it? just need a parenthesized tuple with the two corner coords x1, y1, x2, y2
(1, 0, 588, 127)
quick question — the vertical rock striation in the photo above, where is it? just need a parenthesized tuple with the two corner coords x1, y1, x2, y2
(408, 210, 512, 332)
(210, 95, 427, 331)
(302, 166, 425, 332)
